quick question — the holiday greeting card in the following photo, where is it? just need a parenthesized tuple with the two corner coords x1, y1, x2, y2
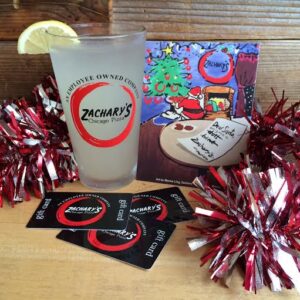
(137, 41, 260, 186)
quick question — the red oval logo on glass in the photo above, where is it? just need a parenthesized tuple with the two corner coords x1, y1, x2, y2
(70, 82, 136, 148)
(131, 197, 168, 221)
(87, 220, 142, 252)
(56, 196, 107, 227)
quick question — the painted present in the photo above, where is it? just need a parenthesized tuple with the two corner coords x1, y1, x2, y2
(202, 86, 235, 120)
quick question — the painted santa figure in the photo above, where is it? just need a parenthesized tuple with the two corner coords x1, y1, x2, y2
(174, 86, 206, 120)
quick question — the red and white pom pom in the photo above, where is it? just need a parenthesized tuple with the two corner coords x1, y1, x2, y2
(188, 162, 300, 293)
(188, 93, 300, 293)
(0, 76, 78, 207)
(247, 90, 299, 169)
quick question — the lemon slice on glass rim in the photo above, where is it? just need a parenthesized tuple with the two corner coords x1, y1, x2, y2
(17, 20, 78, 54)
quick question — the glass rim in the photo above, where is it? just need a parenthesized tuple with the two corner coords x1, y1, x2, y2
(45, 22, 146, 40)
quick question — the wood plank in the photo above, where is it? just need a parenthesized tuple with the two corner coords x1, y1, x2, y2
(256, 40, 300, 108)
(0, 42, 53, 101)
(1, 40, 299, 110)
(111, 0, 300, 40)
(0, 0, 108, 40)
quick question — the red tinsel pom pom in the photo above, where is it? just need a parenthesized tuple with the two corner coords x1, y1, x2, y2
(189, 163, 299, 293)
(0, 75, 78, 207)
(188, 92, 300, 293)
(247, 90, 300, 169)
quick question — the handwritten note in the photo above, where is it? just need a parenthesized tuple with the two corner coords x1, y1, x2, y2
(178, 118, 247, 162)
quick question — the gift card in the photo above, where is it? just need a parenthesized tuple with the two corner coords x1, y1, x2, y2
(27, 192, 132, 230)
(131, 187, 194, 223)
(57, 214, 176, 269)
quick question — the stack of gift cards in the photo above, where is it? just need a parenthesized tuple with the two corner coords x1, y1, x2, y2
(27, 187, 194, 269)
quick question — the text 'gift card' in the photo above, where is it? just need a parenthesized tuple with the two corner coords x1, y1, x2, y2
(27, 192, 132, 230)
(131, 187, 194, 223)
(57, 215, 176, 269)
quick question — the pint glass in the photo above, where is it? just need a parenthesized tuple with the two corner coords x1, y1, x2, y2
(47, 23, 145, 189)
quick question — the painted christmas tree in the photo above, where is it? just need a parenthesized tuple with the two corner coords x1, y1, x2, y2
(145, 55, 190, 97)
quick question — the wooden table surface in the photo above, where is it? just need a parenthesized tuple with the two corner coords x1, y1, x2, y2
(0, 180, 298, 300)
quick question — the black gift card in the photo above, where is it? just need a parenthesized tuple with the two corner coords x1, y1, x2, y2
(27, 192, 132, 230)
(57, 215, 176, 269)
(131, 187, 194, 223)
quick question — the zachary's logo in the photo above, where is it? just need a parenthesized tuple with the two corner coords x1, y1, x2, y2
(87, 221, 142, 252)
(130, 204, 162, 214)
(65, 206, 102, 214)
(81, 103, 132, 121)
(56, 196, 106, 227)
(107, 229, 137, 241)
(198, 50, 234, 84)
(131, 197, 168, 221)
(71, 81, 136, 148)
